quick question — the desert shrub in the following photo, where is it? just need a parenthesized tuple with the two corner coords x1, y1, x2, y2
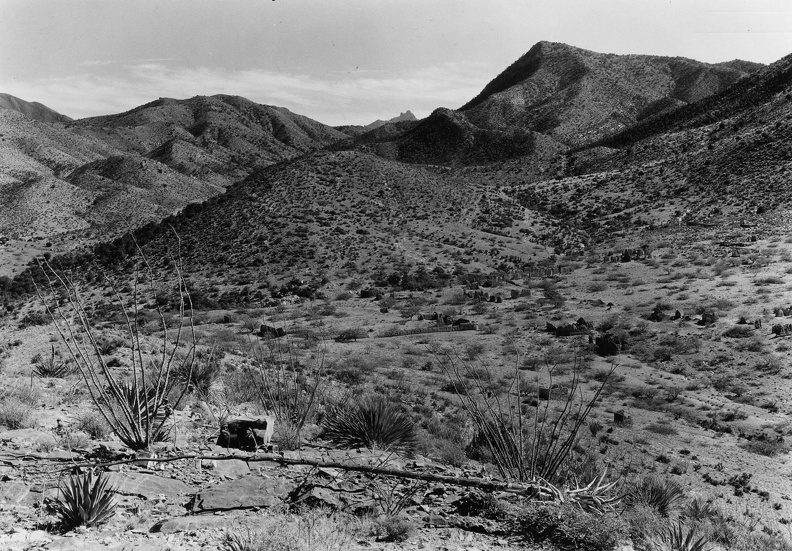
(74, 411, 111, 440)
(723, 326, 754, 339)
(222, 368, 259, 404)
(516, 502, 628, 551)
(739, 439, 790, 457)
(18, 310, 49, 328)
(52, 471, 116, 530)
(96, 335, 123, 355)
(322, 397, 417, 455)
(588, 281, 608, 292)
(224, 510, 352, 551)
(374, 515, 414, 543)
(645, 422, 678, 436)
(0, 397, 34, 429)
(431, 437, 467, 467)
(174, 346, 221, 396)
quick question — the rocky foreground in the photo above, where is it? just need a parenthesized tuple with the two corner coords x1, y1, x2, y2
(0, 426, 552, 551)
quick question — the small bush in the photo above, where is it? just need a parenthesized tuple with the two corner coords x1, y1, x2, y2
(0, 397, 34, 429)
(722, 326, 753, 339)
(517, 502, 628, 551)
(75, 411, 111, 440)
(740, 439, 790, 457)
(375, 515, 414, 543)
(645, 422, 678, 436)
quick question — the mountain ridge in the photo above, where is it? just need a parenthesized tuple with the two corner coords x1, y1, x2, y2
(0, 93, 72, 123)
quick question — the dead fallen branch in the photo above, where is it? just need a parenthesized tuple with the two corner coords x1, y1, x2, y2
(41, 451, 618, 508)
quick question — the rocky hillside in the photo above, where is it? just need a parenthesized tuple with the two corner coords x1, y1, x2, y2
(0, 93, 72, 123)
(44, 149, 572, 306)
(0, 95, 348, 275)
(373, 41, 760, 165)
(68, 94, 349, 185)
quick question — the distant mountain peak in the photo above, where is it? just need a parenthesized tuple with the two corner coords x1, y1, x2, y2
(363, 110, 418, 131)
(0, 93, 71, 123)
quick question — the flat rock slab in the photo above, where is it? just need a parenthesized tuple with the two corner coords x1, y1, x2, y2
(191, 476, 293, 512)
(0, 429, 57, 448)
(0, 481, 54, 507)
(155, 513, 252, 534)
(106, 472, 191, 499)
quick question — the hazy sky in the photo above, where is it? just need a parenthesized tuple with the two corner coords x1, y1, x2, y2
(1, 0, 791, 125)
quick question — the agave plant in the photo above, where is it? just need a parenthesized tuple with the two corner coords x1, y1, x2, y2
(645, 523, 712, 551)
(322, 397, 417, 455)
(52, 470, 117, 530)
(546, 469, 623, 513)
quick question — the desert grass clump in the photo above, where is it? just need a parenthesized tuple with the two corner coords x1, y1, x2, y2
(74, 410, 111, 440)
(52, 470, 117, 530)
(516, 502, 628, 551)
(0, 397, 34, 429)
(626, 476, 686, 519)
(322, 397, 417, 455)
(174, 345, 222, 396)
(224, 510, 353, 551)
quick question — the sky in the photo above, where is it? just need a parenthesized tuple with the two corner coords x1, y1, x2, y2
(1, 0, 791, 126)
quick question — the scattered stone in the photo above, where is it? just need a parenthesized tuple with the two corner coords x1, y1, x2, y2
(0, 429, 57, 449)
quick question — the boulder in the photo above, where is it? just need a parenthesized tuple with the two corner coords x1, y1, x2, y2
(700, 311, 717, 325)
(595, 333, 626, 356)
(648, 308, 666, 322)
(259, 325, 285, 338)
(217, 416, 275, 450)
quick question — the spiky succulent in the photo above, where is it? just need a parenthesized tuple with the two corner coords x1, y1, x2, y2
(322, 397, 417, 455)
(51, 470, 117, 530)
(627, 475, 686, 518)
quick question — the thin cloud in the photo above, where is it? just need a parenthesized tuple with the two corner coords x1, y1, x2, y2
(3, 62, 493, 125)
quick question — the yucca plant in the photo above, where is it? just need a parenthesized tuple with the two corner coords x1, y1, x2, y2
(646, 523, 712, 551)
(322, 397, 417, 455)
(627, 476, 686, 519)
(34, 345, 74, 378)
(52, 470, 117, 530)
